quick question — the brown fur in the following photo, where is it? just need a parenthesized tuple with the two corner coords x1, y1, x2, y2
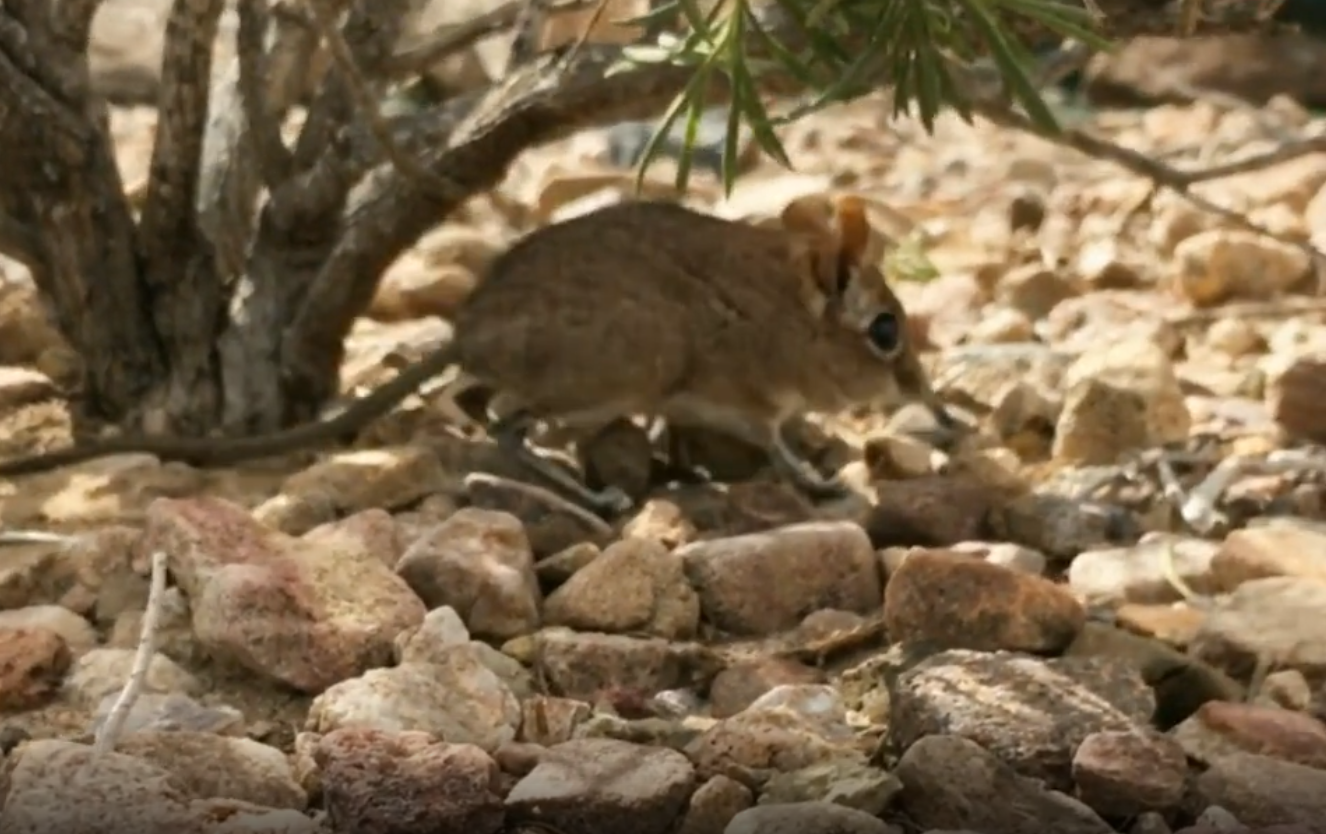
(455, 197, 940, 427)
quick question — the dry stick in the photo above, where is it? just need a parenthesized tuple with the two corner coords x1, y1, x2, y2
(1169, 133, 1326, 185)
(1245, 652, 1275, 704)
(1165, 295, 1326, 327)
(1178, 0, 1202, 35)
(305, 0, 633, 202)
(0, 530, 79, 546)
(1169, 447, 1326, 538)
(1153, 457, 1213, 606)
(295, 8, 1326, 405)
(968, 99, 1326, 262)
(92, 550, 168, 759)
(303, 0, 462, 201)
(558, 0, 614, 72)
(1150, 448, 1326, 703)
(1029, 39, 1093, 89)
(383, 0, 597, 78)
(1151, 458, 1262, 702)
(503, 0, 548, 76)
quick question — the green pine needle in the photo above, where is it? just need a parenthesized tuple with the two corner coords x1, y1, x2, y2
(620, 0, 1112, 195)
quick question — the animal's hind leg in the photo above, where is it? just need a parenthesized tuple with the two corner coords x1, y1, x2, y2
(765, 421, 850, 499)
(489, 409, 634, 515)
(424, 369, 489, 435)
(655, 422, 715, 485)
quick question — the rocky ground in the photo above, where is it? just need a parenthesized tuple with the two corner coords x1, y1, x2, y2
(5, 6, 1326, 834)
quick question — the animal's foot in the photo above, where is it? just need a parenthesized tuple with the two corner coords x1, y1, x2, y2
(657, 458, 713, 486)
(582, 485, 635, 516)
(793, 472, 852, 501)
(770, 447, 851, 501)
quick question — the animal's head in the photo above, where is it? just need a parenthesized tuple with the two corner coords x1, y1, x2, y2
(777, 193, 953, 427)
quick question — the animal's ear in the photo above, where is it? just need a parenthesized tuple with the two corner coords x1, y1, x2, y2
(781, 194, 855, 315)
(832, 195, 871, 267)
(780, 195, 836, 240)
(785, 235, 835, 319)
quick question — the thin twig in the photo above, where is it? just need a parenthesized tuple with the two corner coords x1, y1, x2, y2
(955, 52, 1326, 264)
(303, 0, 461, 201)
(1153, 457, 1214, 608)
(0, 530, 79, 546)
(557, 0, 613, 72)
(1170, 456, 1237, 534)
(1165, 296, 1326, 327)
(1245, 653, 1274, 704)
(383, 0, 597, 79)
(92, 550, 167, 759)
(1178, 448, 1326, 536)
(1151, 447, 1326, 612)
(1165, 134, 1326, 186)
(1030, 39, 1093, 88)
(504, 0, 547, 76)
(1160, 540, 1208, 607)
(967, 98, 1326, 261)
(1178, 0, 1201, 36)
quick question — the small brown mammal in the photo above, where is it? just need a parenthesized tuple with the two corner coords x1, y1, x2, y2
(0, 197, 952, 512)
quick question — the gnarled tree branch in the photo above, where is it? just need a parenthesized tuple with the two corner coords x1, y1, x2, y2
(133, 0, 230, 432)
(0, 6, 158, 419)
(212, 0, 426, 430)
(197, 0, 328, 284)
(236, 0, 295, 193)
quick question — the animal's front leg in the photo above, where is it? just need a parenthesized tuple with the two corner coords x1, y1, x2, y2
(661, 400, 848, 500)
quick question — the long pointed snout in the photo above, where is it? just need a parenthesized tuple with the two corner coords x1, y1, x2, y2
(892, 349, 960, 435)
(914, 382, 959, 435)
(927, 398, 957, 431)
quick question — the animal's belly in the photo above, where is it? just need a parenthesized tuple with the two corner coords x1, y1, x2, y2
(458, 349, 676, 423)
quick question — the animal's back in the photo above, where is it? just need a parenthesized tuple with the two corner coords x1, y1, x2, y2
(452, 201, 809, 416)
(462, 200, 795, 302)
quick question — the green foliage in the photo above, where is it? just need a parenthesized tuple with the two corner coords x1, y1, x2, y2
(885, 231, 941, 284)
(613, 0, 1112, 195)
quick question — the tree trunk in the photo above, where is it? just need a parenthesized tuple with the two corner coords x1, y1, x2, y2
(0, 1, 168, 426)
(0, 0, 1291, 439)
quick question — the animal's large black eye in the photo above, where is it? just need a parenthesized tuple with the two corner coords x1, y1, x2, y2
(866, 312, 901, 354)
